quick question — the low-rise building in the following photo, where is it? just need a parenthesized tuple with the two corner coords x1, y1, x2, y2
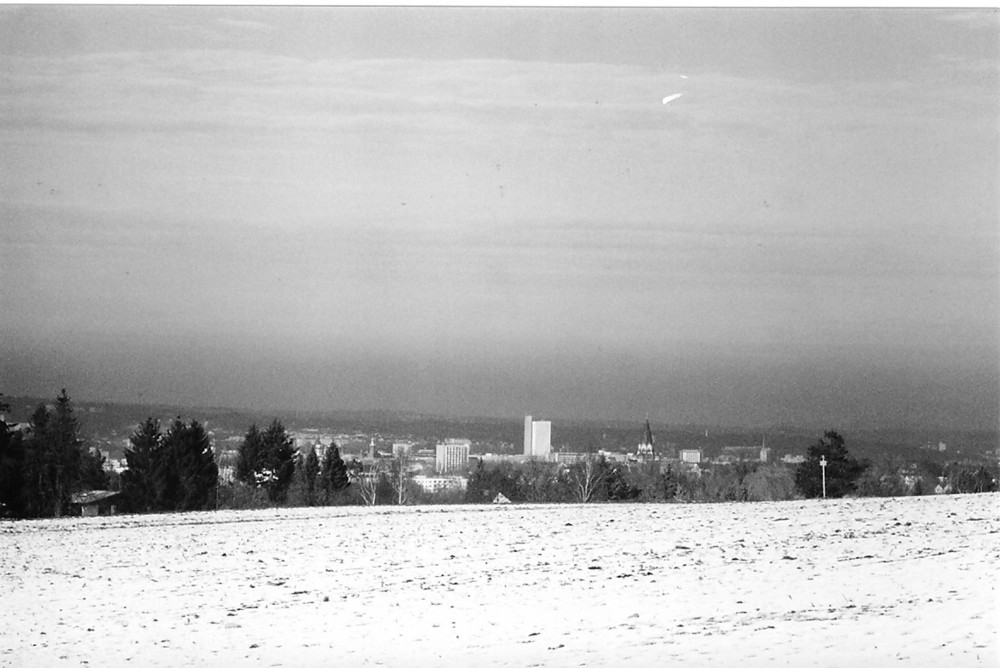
(71, 490, 120, 517)
(721, 445, 767, 462)
(679, 449, 702, 464)
(392, 441, 415, 458)
(412, 476, 468, 494)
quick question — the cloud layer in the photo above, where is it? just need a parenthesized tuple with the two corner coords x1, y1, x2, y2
(1, 8, 997, 426)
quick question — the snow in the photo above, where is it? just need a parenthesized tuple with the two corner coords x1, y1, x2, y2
(2, 494, 998, 667)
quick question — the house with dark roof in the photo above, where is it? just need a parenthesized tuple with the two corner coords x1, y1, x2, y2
(70, 490, 120, 517)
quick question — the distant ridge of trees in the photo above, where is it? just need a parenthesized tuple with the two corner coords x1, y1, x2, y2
(2, 390, 997, 519)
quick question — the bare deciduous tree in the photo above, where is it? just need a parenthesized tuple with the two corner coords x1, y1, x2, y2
(358, 459, 383, 506)
(569, 454, 607, 503)
(389, 454, 413, 506)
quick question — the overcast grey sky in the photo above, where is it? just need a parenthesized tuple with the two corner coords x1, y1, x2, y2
(1, 7, 997, 428)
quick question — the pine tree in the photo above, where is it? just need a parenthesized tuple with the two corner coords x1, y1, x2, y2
(0, 417, 25, 518)
(156, 418, 218, 512)
(261, 419, 295, 504)
(50, 390, 83, 516)
(19, 404, 50, 517)
(121, 418, 162, 512)
(235, 423, 264, 486)
(320, 444, 350, 502)
(465, 460, 523, 503)
(175, 420, 219, 511)
(605, 465, 641, 501)
(153, 419, 184, 511)
(22, 391, 86, 517)
(795, 430, 866, 499)
(303, 447, 320, 505)
(79, 446, 109, 492)
(661, 464, 679, 501)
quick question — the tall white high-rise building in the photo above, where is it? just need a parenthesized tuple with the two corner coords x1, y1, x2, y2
(524, 416, 533, 456)
(523, 416, 551, 457)
(436, 439, 470, 473)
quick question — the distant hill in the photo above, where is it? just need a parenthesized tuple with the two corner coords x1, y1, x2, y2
(3, 395, 996, 463)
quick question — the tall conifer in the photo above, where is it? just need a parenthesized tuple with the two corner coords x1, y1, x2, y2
(121, 418, 162, 512)
(320, 444, 350, 502)
(261, 419, 295, 503)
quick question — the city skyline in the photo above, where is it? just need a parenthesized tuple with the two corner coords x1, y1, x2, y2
(1, 8, 998, 429)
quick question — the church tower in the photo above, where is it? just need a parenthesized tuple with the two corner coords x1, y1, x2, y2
(637, 417, 655, 458)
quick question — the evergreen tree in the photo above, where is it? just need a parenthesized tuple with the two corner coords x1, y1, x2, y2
(51, 390, 84, 516)
(22, 391, 86, 517)
(153, 418, 184, 511)
(235, 423, 264, 486)
(518, 460, 563, 503)
(465, 460, 524, 503)
(302, 447, 320, 505)
(320, 444, 350, 502)
(175, 420, 219, 511)
(661, 464, 679, 501)
(121, 418, 162, 512)
(261, 419, 296, 504)
(79, 447, 109, 492)
(156, 418, 218, 511)
(0, 417, 25, 518)
(795, 430, 866, 499)
(605, 465, 641, 501)
(19, 404, 50, 517)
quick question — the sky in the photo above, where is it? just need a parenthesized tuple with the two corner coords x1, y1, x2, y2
(1, 7, 998, 429)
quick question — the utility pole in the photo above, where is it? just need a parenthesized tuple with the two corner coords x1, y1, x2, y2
(820, 455, 828, 499)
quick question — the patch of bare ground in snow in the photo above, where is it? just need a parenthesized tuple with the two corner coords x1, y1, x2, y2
(1, 494, 998, 667)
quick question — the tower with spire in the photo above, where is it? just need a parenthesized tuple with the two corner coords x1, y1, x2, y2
(636, 416, 655, 459)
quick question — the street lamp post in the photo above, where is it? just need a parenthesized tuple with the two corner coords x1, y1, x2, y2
(820, 455, 828, 499)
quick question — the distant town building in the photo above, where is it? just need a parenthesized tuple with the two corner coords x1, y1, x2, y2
(412, 475, 467, 494)
(523, 416, 552, 457)
(555, 452, 585, 465)
(598, 450, 628, 463)
(782, 454, 806, 464)
(679, 449, 702, 464)
(294, 436, 316, 451)
(721, 444, 769, 462)
(436, 439, 471, 473)
(392, 441, 415, 458)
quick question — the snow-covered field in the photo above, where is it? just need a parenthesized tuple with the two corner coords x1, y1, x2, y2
(2, 494, 997, 667)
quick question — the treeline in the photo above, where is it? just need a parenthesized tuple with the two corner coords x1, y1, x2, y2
(225, 418, 353, 508)
(3, 394, 996, 519)
(460, 430, 997, 505)
(461, 454, 796, 504)
(121, 416, 358, 512)
(0, 390, 222, 518)
(0, 390, 108, 518)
